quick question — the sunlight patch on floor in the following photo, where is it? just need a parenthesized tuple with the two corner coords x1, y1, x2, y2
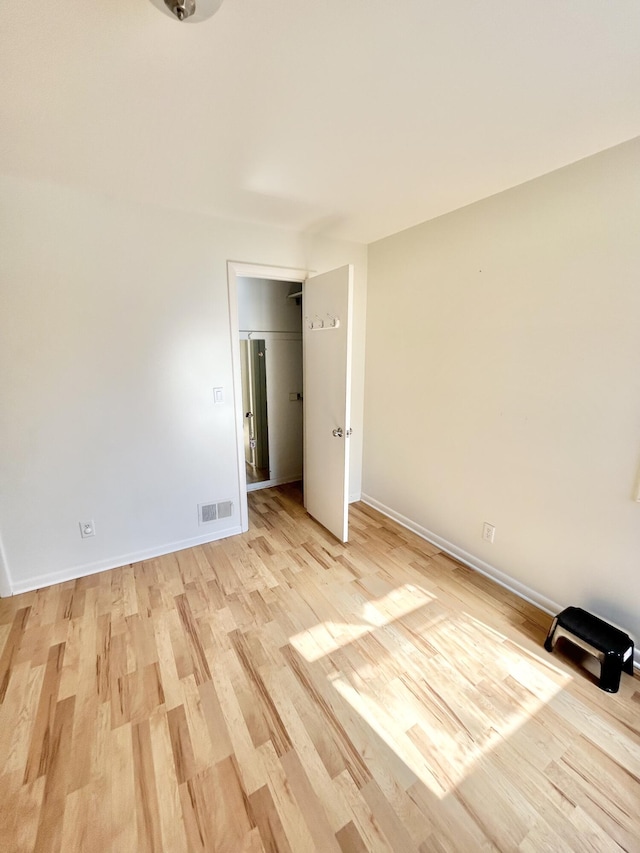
(289, 583, 435, 663)
(289, 585, 572, 799)
(332, 646, 570, 798)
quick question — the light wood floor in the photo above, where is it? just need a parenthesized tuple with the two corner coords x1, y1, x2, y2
(0, 484, 638, 852)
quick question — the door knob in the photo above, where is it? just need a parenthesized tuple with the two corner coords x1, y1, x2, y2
(332, 428, 344, 438)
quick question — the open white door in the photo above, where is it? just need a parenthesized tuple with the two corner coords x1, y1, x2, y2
(304, 265, 353, 542)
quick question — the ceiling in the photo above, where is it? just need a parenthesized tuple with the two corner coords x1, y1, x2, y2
(2, 0, 640, 244)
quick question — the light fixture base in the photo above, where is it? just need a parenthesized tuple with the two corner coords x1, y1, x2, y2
(149, 0, 224, 23)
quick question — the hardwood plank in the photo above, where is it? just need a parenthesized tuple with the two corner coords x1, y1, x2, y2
(132, 719, 163, 853)
(180, 756, 254, 852)
(110, 721, 137, 852)
(23, 642, 66, 784)
(0, 772, 45, 853)
(149, 710, 188, 853)
(167, 703, 198, 785)
(175, 593, 212, 686)
(0, 606, 31, 703)
(0, 661, 44, 776)
(280, 748, 342, 852)
(32, 695, 75, 853)
(336, 820, 369, 853)
(249, 781, 293, 853)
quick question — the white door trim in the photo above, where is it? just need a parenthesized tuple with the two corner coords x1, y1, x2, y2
(0, 532, 13, 597)
(227, 261, 309, 533)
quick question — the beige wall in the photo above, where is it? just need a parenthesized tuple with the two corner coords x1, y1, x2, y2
(363, 137, 640, 647)
(237, 277, 302, 334)
(0, 176, 366, 592)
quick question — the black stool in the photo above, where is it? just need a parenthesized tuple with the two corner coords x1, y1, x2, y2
(544, 606, 634, 693)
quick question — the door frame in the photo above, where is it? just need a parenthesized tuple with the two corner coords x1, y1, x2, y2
(0, 533, 12, 597)
(227, 261, 309, 533)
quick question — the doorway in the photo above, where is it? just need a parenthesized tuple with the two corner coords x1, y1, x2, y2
(227, 262, 309, 532)
(237, 276, 304, 493)
(228, 261, 354, 542)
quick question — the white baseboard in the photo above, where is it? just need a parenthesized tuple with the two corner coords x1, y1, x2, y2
(245, 480, 360, 504)
(360, 494, 640, 672)
(9, 525, 243, 596)
(246, 475, 302, 492)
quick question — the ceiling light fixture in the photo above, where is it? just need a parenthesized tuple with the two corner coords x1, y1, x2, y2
(149, 0, 224, 23)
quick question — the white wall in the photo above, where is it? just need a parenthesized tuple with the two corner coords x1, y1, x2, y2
(0, 176, 366, 592)
(363, 137, 640, 646)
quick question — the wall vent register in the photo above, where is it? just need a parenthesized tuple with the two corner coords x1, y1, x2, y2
(198, 501, 233, 524)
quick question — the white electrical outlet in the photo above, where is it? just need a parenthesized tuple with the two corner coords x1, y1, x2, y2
(79, 520, 95, 538)
(482, 522, 495, 543)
